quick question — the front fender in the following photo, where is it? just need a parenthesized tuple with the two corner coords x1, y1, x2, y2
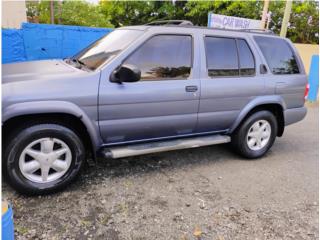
(228, 95, 286, 134)
(2, 100, 102, 150)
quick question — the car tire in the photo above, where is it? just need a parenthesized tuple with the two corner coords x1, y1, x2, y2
(3, 124, 85, 195)
(231, 110, 278, 159)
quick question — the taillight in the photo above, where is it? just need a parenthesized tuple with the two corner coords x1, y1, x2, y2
(304, 83, 310, 100)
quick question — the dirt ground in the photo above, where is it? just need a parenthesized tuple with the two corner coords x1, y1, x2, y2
(3, 104, 319, 240)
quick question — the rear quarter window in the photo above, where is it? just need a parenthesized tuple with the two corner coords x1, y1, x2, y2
(238, 39, 255, 76)
(254, 36, 300, 74)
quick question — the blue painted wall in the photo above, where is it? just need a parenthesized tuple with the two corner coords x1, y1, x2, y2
(2, 23, 113, 64)
(2, 29, 26, 63)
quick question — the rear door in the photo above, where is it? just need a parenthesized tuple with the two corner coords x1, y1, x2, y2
(98, 33, 200, 144)
(197, 33, 265, 133)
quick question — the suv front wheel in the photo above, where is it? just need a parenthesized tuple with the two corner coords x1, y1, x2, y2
(231, 110, 278, 159)
(4, 124, 85, 195)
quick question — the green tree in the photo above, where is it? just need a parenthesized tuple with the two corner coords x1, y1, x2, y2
(287, 1, 319, 44)
(27, 0, 318, 44)
(99, 1, 190, 27)
(26, 0, 113, 28)
(184, 0, 318, 44)
(185, 1, 263, 26)
(99, 1, 153, 27)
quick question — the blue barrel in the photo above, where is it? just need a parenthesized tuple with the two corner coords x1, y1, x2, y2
(307, 55, 319, 101)
(2, 204, 14, 240)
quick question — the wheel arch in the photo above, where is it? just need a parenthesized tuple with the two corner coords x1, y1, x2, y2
(2, 101, 102, 158)
(229, 97, 286, 137)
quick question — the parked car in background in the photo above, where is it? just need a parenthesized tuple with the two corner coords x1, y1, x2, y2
(2, 20, 307, 194)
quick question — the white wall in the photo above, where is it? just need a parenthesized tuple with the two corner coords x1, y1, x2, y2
(2, 0, 27, 29)
(294, 44, 319, 74)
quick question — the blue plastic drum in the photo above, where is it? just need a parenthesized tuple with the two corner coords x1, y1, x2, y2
(2, 204, 14, 240)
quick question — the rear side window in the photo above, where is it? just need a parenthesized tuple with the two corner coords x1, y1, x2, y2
(205, 37, 239, 77)
(124, 35, 192, 80)
(254, 36, 299, 74)
(204, 37, 255, 77)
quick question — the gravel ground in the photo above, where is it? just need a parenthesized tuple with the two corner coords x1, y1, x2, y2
(3, 104, 319, 240)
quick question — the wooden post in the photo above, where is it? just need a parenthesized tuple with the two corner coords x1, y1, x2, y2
(260, 0, 270, 29)
(280, 0, 292, 37)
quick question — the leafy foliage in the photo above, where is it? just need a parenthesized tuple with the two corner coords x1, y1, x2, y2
(288, 1, 319, 44)
(26, 0, 319, 44)
(99, 1, 155, 27)
(26, 0, 113, 28)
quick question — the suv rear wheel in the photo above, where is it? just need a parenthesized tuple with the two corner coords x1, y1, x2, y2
(231, 110, 278, 159)
(4, 124, 85, 195)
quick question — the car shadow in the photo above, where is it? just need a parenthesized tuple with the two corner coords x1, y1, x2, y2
(3, 143, 268, 196)
(79, 143, 240, 182)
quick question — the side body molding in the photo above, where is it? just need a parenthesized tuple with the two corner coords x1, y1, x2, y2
(2, 101, 102, 151)
(228, 95, 287, 134)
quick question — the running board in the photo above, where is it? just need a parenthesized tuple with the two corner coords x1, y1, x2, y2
(102, 135, 230, 159)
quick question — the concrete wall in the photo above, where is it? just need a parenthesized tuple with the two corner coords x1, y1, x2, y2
(2, 23, 113, 64)
(2, 1, 27, 29)
(2, 29, 26, 63)
(294, 43, 319, 74)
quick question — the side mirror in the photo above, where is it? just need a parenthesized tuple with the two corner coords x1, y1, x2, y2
(110, 64, 141, 84)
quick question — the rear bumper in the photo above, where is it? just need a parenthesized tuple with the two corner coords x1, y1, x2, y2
(284, 106, 307, 126)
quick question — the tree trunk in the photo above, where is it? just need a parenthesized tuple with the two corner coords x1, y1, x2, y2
(50, 0, 54, 24)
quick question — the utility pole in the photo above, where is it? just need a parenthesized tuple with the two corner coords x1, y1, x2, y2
(50, 0, 54, 24)
(280, 0, 292, 37)
(266, 12, 271, 30)
(260, 0, 270, 29)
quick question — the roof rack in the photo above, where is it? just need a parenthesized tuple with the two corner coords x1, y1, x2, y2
(145, 20, 193, 26)
(143, 20, 274, 35)
(238, 28, 274, 34)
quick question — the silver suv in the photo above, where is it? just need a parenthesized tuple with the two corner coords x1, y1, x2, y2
(2, 21, 307, 194)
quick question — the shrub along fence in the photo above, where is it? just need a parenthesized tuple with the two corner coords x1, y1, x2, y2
(2, 23, 112, 64)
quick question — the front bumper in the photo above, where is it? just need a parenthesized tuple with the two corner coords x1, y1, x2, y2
(284, 106, 307, 126)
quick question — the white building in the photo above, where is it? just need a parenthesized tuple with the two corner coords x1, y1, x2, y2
(2, 0, 27, 29)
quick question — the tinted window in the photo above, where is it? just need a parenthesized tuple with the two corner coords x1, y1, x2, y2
(238, 39, 255, 76)
(75, 30, 141, 70)
(124, 35, 192, 80)
(254, 36, 299, 74)
(205, 37, 238, 77)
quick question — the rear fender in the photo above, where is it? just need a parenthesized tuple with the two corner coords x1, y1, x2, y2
(228, 96, 286, 134)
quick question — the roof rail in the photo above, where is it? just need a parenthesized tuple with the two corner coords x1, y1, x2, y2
(236, 28, 275, 34)
(145, 20, 193, 26)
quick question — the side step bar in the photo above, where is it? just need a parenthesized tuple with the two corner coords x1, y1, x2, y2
(102, 135, 231, 159)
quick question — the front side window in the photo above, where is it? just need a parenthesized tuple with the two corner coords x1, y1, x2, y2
(254, 36, 300, 74)
(124, 35, 192, 80)
(205, 37, 239, 77)
(74, 29, 142, 70)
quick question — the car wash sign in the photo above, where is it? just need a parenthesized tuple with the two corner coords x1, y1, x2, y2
(208, 13, 261, 30)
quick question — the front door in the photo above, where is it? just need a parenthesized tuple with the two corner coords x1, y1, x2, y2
(99, 34, 200, 144)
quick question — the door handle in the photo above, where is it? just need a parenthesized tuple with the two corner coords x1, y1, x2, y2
(185, 85, 198, 92)
(276, 82, 287, 88)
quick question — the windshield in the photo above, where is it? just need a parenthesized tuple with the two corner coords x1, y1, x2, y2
(73, 29, 142, 70)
